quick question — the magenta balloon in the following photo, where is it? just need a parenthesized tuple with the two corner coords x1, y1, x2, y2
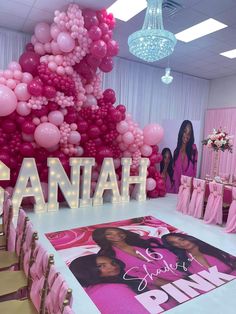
(83, 9, 99, 29)
(22, 121, 36, 134)
(99, 56, 113, 73)
(88, 126, 100, 139)
(89, 26, 102, 40)
(0, 84, 17, 116)
(25, 43, 34, 52)
(19, 52, 40, 76)
(43, 85, 56, 98)
(86, 54, 102, 68)
(34, 122, 61, 148)
(27, 79, 43, 96)
(19, 143, 35, 157)
(106, 40, 119, 57)
(143, 123, 164, 145)
(2, 119, 16, 133)
(57, 32, 75, 53)
(34, 22, 52, 43)
(103, 89, 116, 102)
(91, 40, 107, 59)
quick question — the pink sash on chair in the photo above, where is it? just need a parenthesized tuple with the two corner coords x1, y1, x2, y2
(176, 175, 192, 214)
(225, 186, 236, 233)
(188, 178, 206, 218)
(204, 182, 223, 225)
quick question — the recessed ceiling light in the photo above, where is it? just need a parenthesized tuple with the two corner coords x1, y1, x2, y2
(107, 0, 147, 22)
(175, 18, 227, 43)
(220, 49, 236, 59)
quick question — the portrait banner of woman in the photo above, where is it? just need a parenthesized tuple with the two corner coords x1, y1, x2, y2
(161, 119, 201, 193)
(46, 215, 236, 314)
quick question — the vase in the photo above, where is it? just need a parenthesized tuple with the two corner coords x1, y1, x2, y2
(212, 150, 220, 178)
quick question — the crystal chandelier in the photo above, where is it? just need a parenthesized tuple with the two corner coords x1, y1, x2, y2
(128, 0, 177, 62)
(161, 67, 173, 84)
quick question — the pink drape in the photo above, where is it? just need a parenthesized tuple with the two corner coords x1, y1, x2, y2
(201, 108, 236, 179)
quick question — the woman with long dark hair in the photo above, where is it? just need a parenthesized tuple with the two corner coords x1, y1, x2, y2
(69, 254, 150, 314)
(161, 233, 236, 275)
(173, 120, 198, 192)
(160, 148, 175, 193)
(92, 227, 185, 290)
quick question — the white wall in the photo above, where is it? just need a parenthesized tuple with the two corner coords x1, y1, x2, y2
(208, 74, 236, 108)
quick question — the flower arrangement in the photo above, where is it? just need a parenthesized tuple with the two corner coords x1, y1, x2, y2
(202, 128, 233, 153)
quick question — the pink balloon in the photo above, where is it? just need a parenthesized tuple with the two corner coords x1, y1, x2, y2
(13, 70, 23, 80)
(6, 79, 16, 90)
(8, 61, 21, 71)
(123, 131, 134, 145)
(16, 101, 31, 116)
(34, 122, 61, 148)
(146, 178, 157, 191)
(84, 95, 97, 107)
(68, 131, 81, 144)
(22, 72, 33, 84)
(51, 41, 62, 55)
(4, 69, 13, 79)
(0, 84, 17, 116)
(34, 42, 46, 55)
(57, 32, 75, 53)
(143, 124, 164, 145)
(50, 23, 60, 40)
(116, 121, 129, 134)
(35, 22, 52, 43)
(141, 144, 152, 157)
(48, 110, 64, 126)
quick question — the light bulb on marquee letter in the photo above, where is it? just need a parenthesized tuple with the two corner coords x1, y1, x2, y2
(12, 158, 46, 214)
(47, 158, 82, 211)
(79, 158, 95, 207)
(0, 161, 10, 211)
(93, 158, 121, 206)
(120, 158, 148, 202)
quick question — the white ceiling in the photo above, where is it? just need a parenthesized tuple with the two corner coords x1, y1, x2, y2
(1, 0, 236, 79)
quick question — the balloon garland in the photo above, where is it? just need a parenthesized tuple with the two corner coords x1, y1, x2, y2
(0, 4, 165, 198)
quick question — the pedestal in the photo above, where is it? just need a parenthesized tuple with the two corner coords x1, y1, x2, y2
(212, 150, 220, 178)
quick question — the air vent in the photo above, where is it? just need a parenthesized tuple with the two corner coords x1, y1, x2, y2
(163, 0, 183, 16)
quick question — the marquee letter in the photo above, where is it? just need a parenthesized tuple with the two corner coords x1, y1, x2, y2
(47, 158, 82, 211)
(198, 266, 236, 286)
(12, 158, 46, 214)
(0, 161, 10, 211)
(135, 290, 169, 313)
(120, 158, 148, 202)
(79, 158, 95, 207)
(173, 274, 215, 297)
(93, 158, 121, 206)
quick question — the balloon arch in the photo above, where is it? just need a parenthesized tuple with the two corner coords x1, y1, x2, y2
(0, 4, 165, 199)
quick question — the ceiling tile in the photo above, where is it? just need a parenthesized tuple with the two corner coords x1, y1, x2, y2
(193, 0, 236, 16)
(0, 0, 32, 18)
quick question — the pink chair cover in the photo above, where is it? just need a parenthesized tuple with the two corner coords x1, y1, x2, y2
(15, 208, 28, 256)
(63, 305, 75, 314)
(176, 175, 192, 214)
(225, 186, 236, 233)
(204, 182, 223, 225)
(7, 222, 16, 252)
(22, 222, 36, 274)
(30, 243, 50, 311)
(45, 269, 72, 314)
(2, 198, 12, 233)
(188, 178, 206, 218)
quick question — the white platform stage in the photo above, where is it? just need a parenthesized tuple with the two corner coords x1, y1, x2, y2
(26, 194, 236, 314)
